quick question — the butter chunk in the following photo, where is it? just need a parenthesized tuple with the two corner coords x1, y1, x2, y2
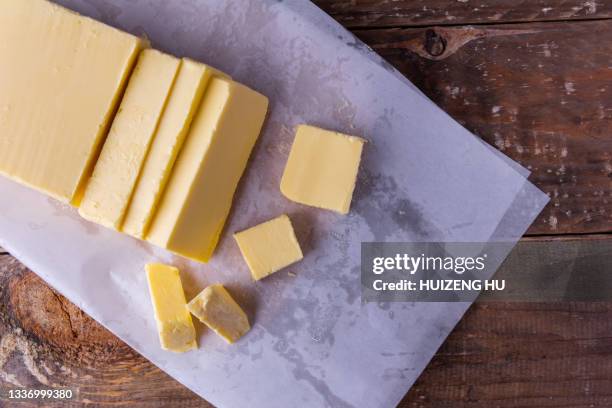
(281, 125, 366, 214)
(145, 263, 197, 353)
(234, 215, 303, 280)
(122, 60, 227, 239)
(79, 50, 180, 229)
(187, 285, 250, 344)
(0, 0, 145, 203)
(147, 78, 268, 262)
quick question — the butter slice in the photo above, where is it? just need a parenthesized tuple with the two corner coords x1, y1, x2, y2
(0, 0, 145, 203)
(280, 125, 366, 214)
(147, 78, 268, 262)
(145, 263, 196, 353)
(122, 60, 226, 238)
(187, 285, 250, 344)
(234, 215, 303, 280)
(79, 50, 180, 229)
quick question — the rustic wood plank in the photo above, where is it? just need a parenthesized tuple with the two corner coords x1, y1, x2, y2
(0, 254, 209, 407)
(400, 301, 612, 407)
(355, 20, 612, 235)
(313, 0, 612, 28)
(399, 237, 612, 406)
(2, 237, 612, 406)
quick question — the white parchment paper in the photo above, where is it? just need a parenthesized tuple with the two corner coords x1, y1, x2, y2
(0, 1, 549, 407)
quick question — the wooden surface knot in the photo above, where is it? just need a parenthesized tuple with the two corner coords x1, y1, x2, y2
(424, 29, 446, 57)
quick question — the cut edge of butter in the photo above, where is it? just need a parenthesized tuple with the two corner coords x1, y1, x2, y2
(70, 39, 149, 207)
(280, 124, 366, 215)
(146, 78, 269, 263)
(145, 263, 197, 353)
(233, 214, 304, 281)
(121, 59, 229, 238)
(78, 49, 180, 230)
(187, 284, 250, 344)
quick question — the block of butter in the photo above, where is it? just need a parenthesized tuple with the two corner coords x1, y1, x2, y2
(145, 263, 197, 353)
(122, 59, 228, 239)
(147, 77, 269, 262)
(0, 0, 145, 204)
(79, 50, 180, 229)
(281, 125, 366, 214)
(234, 214, 303, 280)
(187, 285, 250, 344)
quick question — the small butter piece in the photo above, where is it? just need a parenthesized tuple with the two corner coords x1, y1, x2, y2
(234, 214, 303, 280)
(145, 263, 197, 353)
(147, 77, 268, 262)
(122, 59, 227, 238)
(280, 125, 366, 214)
(79, 50, 180, 229)
(0, 0, 145, 203)
(187, 284, 250, 344)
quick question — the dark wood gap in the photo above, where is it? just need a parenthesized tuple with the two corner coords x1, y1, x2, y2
(524, 231, 612, 240)
(345, 15, 612, 31)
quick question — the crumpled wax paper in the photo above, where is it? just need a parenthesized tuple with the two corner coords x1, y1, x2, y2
(0, 1, 549, 407)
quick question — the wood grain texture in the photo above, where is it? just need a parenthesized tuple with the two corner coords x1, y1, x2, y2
(399, 301, 612, 408)
(313, 0, 612, 28)
(355, 20, 612, 235)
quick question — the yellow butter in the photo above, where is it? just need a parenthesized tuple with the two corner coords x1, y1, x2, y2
(147, 78, 268, 262)
(79, 50, 180, 229)
(234, 215, 303, 280)
(0, 0, 145, 203)
(145, 263, 197, 353)
(122, 59, 227, 238)
(280, 125, 366, 214)
(187, 285, 250, 344)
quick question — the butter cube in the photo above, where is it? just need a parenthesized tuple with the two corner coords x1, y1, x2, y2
(280, 125, 366, 214)
(122, 60, 228, 239)
(79, 50, 180, 229)
(147, 78, 268, 262)
(0, 0, 145, 203)
(145, 263, 197, 353)
(234, 215, 303, 280)
(187, 285, 250, 344)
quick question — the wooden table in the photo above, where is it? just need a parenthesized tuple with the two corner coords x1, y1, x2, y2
(2, 1, 612, 406)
